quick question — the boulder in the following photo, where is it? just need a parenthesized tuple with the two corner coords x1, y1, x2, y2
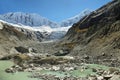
(108, 68, 120, 74)
(15, 46, 29, 53)
(54, 49, 70, 56)
(103, 75, 113, 80)
(5, 68, 15, 73)
(83, 55, 89, 60)
(97, 76, 104, 80)
(88, 75, 97, 80)
(110, 75, 120, 80)
(52, 66, 60, 71)
(28, 47, 37, 53)
(92, 68, 97, 72)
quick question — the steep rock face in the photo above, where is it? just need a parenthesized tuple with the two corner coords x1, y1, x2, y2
(64, 0, 120, 57)
(0, 12, 59, 28)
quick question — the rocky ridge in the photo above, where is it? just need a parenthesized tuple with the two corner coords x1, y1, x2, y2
(63, 0, 120, 58)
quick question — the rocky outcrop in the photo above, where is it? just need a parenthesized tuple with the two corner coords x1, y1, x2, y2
(63, 0, 120, 57)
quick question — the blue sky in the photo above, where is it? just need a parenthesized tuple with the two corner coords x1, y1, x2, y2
(0, 0, 112, 22)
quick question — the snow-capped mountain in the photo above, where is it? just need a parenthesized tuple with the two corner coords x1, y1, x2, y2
(0, 9, 91, 28)
(60, 9, 92, 27)
(0, 12, 59, 28)
(0, 9, 91, 40)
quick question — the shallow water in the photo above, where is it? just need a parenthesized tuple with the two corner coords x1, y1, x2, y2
(0, 61, 38, 80)
(0, 60, 111, 80)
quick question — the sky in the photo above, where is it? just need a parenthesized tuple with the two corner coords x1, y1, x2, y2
(0, 0, 112, 22)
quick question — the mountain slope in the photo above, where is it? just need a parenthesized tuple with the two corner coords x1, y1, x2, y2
(0, 12, 59, 28)
(63, 0, 120, 58)
(0, 20, 48, 56)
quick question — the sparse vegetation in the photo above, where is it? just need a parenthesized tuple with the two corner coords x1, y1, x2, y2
(61, 42, 78, 49)
(13, 54, 31, 64)
(75, 27, 88, 33)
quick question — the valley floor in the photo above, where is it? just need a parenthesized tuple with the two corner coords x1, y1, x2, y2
(0, 39, 120, 80)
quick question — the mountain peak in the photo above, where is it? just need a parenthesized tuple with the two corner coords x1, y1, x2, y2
(0, 12, 59, 28)
(60, 9, 92, 27)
